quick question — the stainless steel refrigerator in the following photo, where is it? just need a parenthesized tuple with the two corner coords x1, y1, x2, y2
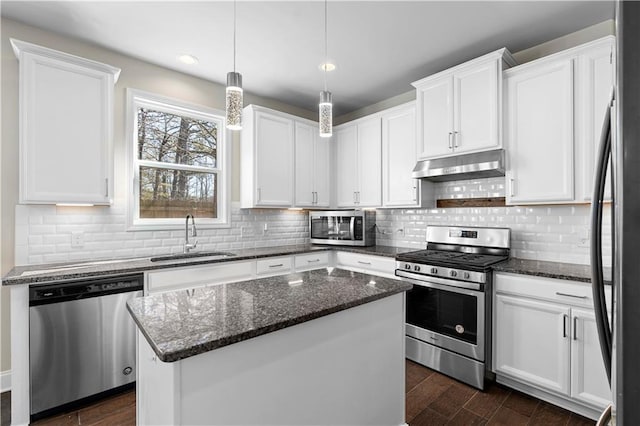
(591, 1, 640, 424)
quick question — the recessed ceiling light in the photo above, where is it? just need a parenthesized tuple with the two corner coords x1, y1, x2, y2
(319, 62, 336, 72)
(177, 54, 199, 65)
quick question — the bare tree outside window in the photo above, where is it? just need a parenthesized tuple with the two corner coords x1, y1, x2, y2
(137, 107, 219, 219)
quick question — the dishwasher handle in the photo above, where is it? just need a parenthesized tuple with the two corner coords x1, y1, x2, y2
(29, 273, 144, 306)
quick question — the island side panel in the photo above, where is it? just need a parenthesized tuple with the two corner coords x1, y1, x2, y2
(137, 330, 180, 425)
(162, 293, 405, 426)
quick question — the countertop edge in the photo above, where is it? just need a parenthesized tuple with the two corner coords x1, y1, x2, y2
(3, 244, 411, 286)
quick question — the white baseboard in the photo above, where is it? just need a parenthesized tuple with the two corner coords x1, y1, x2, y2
(0, 369, 11, 392)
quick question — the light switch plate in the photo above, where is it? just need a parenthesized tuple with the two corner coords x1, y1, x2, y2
(71, 231, 84, 248)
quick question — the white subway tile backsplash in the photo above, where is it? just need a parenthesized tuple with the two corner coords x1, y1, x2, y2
(15, 178, 608, 267)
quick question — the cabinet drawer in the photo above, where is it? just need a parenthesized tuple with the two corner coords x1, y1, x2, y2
(495, 272, 595, 308)
(256, 256, 293, 276)
(335, 251, 396, 278)
(294, 252, 330, 271)
(147, 260, 255, 294)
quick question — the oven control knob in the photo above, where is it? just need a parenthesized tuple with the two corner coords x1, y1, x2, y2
(414, 265, 421, 272)
(463, 272, 470, 279)
(405, 264, 411, 270)
(431, 268, 437, 274)
(450, 270, 458, 277)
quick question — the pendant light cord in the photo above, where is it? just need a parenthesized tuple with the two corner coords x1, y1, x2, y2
(233, 0, 237, 73)
(324, 0, 328, 92)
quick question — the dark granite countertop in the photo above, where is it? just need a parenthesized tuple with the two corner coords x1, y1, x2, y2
(126, 268, 412, 362)
(493, 258, 612, 284)
(2, 244, 414, 286)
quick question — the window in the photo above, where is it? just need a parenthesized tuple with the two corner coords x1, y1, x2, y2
(127, 89, 229, 229)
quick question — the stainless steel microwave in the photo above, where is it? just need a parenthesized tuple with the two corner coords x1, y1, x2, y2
(309, 210, 376, 246)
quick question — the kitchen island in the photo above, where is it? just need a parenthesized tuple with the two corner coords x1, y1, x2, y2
(126, 267, 411, 426)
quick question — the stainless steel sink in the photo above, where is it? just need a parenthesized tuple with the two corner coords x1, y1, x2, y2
(149, 251, 236, 262)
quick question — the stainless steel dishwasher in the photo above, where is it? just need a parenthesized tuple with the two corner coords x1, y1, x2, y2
(29, 274, 143, 418)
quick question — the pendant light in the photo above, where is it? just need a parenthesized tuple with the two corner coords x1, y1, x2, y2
(319, 0, 332, 138)
(226, 0, 242, 130)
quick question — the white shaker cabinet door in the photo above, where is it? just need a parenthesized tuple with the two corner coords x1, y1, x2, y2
(254, 111, 294, 206)
(294, 121, 316, 207)
(417, 76, 453, 159)
(314, 135, 331, 207)
(382, 103, 419, 207)
(577, 39, 614, 202)
(495, 294, 571, 396)
(570, 308, 612, 409)
(357, 118, 382, 207)
(14, 40, 119, 204)
(505, 58, 575, 204)
(453, 60, 499, 154)
(334, 125, 359, 207)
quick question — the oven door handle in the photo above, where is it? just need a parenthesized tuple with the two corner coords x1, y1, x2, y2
(396, 271, 482, 293)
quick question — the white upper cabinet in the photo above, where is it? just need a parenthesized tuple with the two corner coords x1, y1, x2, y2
(334, 125, 359, 207)
(381, 102, 421, 207)
(294, 121, 330, 208)
(413, 48, 515, 160)
(334, 116, 381, 208)
(504, 36, 615, 205)
(576, 37, 615, 202)
(505, 58, 575, 204)
(11, 39, 120, 205)
(241, 105, 295, 208)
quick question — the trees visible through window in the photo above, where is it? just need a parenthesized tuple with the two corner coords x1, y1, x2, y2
(128, 90, 228, 229)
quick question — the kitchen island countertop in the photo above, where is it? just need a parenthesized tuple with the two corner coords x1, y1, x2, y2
(127, 267, 412, 362)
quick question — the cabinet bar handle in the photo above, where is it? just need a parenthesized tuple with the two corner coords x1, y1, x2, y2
(357, 260, 371, 265)
(509, 178, 515, 197)
(105, 178, 109, 197)
(258, 187, 262, 202)
(357, 192, 361, 204)
(555, 292, 588, 299)
(268, 263, 284, 268)
(307, 259, 320, 263)
(448, 132, 453, 149)
(573, 317, 578, 341)
(563, 314, 568, 338)
(454, 131, 459, 148)
(353, 192, 357, 204)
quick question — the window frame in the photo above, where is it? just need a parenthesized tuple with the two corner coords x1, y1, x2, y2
(126, 88, 230, 230)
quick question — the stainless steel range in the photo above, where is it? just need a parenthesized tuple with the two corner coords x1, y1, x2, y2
(395, 225, 510, 390)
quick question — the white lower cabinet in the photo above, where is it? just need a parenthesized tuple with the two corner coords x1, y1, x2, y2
(294, 252, 330, 272)
(570, 308, 612, 408)
(146, 260, 255, 294)
(495, 294, 570, 394)
(256, 256, 293, 277)
(494, 273, 611, 418)
(334, 252, 396, 279)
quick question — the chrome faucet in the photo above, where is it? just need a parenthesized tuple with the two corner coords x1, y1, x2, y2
(184, 214, 197, 253)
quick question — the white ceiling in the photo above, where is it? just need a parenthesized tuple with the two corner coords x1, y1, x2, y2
(2, 1, 614, 117)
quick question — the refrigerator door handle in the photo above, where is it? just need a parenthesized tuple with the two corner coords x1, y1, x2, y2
(590, 94, 614, 385)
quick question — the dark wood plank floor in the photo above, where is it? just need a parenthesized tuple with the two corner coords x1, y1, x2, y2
(406, 360, 595, 425)
(0, 360, 596, 425)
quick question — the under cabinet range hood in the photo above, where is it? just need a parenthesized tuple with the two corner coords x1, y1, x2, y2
(412, 149, 505, 181)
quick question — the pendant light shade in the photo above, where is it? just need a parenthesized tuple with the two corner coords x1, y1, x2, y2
(226, 0, 243, 130)
(319, 0, 332, 137)
(319, 90, 332, 138)
(226, 71, 243, 130)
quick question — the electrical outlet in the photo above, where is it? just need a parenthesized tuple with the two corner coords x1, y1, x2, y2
(71, 231, 84, 248)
